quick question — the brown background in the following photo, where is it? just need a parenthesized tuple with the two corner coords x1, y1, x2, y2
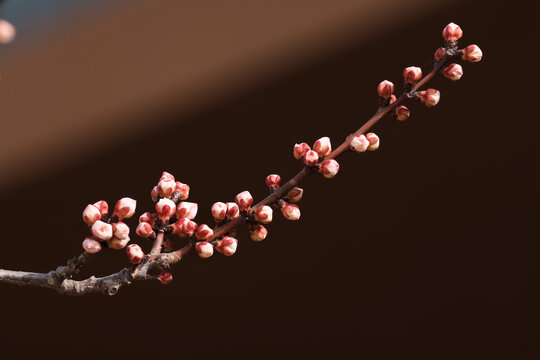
(0, 0, 539, 359)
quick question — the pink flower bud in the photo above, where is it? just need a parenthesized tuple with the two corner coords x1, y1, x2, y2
(265, 174, 281, 189)
(151, 186, 159, 202)
(112, 222, 130, 240)
(157, 178, 176, 198)
(313, 137, 332, 157)
(366, 133, 380, 151)
(286, 187, 303, 203)
(177, 201, 198, 220)
(183, 220, 198, 238)
(91, 220, 113, 241)
(136, 222, 154, 238)
(235, 191, 253, 211)
(139, 212, 156, 226)
(318, 159, 340, 178)
(196, 241, 214, 258)
(175, 182, 190, 200)
(293, 143, 311, 159)
(250, 224, 268, 242)
(160, 171, 175, 182)
(434, 47, 445, 61)
(442, 63, 463, 81)
(0, 20, 16, 44)
(418, 88, 440, 107)
(113, 197, 137, 220)
(82, 204, 101, 226)
(155, 198, 176, 221)
(196, 224, 214, 240)
(226, 202, 240, 219)
(442, 22, 463, 42)
(350, 134, 369, 153)
(93, 200, 109, 215)
(254, 205, 273, 224)
(389, 94, 397, 104)
(108, 236, 130, 250)
(82, 237, 101, 254)
(158, 272, 173, 284)
(211, 202, 227, 221)
(377, 80, 394, 99)
(281, 203, 301, 221)
(461, 44, 482, 63)
(126, 244, 144, 264)
(395, 105, 410, 121)
(216, 236, 238, 256)
(403, 66, 422, 84)
(303, 150, 319, 166)
(171, 218, 189, 236)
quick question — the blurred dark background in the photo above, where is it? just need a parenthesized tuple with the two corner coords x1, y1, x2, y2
(0, 0, 538, 359)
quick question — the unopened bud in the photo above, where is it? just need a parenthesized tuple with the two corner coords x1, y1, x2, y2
(0, 20, 16, 44)
(350, 134, 369, 153)
(442, 22, 463, 42)
(113, 197, 137, 220)
(226, 202, 240, 219)
(442, 63, 463, 81)
(108, 236, 130, 250)
(151, 186, 159, 202)
(126, 244, 144, 265)
(254, 205, 273, 224)
(171, 218, 189, 236)
(250, 224, 268, 242)
(139, 212, 156, 226)
(265, 174, 281, 190)
(158, 272, 173, 284)
(112, 222, 130, 240)
(183, 220, 198, 238)
(318, 159, 340, 178)
(82, 237, 101, 254)
(434, 47, 446, 61)
(177, 201, 198, 220)
(403, 66, 422, 84)
(366, 133, 380, 151)
(196, 224, 214, 240)
(395, 105, 410, 121)
(136, 222, 154, 238)
(175, 182, 190, 200)
(303, 150, 319, 166)
(93, 200, 109, 215)
(461, 44, 482, 63)
(160, 171, 175, 182)
(216, 236, 238, 256)
(286, 187, 303, 203)
(235, 191, 253, 211)
(313, 137, 332, 157)
(82, 204, 101, 226)
(91, 220, 113, 241)
(293, 143, 311, 159)
(157, 179, 176, 198)
(196, 241, 214, 258)
(418, 88, 440, 107)
(211, 202, 227, 221)
(377, 80, 395, 99)
(281, 203, 301, 221)
(155, 198, 176, 221)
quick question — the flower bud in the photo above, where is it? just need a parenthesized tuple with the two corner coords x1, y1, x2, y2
(265, 174, 281, 190)
(139, 212, 156, 226)
(366, 133, 380, 151)
(377, 80, 394, 99)
(442, 22, 463, 42)
(113, 197, 137, 220)
(108, 236, 130, 250)
(196, 241, 214, 258)
(461, 44, 482, 63)
(281, 203, 301, 221)
(434, 47, 446, 61)
(158, 272, 173, 284)
(177, 201, 198, 220)
(112, 222, 130, 240)
(313, 137, 332, 157)
(216, 236, 238, 256)
(196, 224, 214, 240)
(254, 205, 273, 224)
(82, 204, 101, 226)
(293, 142, 311, 159)
(126, 244, 144, 265)
(171, 218, 189, 236)
(181, 220, 198, 238)
(91, 220, 113, 241)
(136, 222, 154, 238)
(389, 94, 397, 104)
(286, 187, 303, 203)
(93, 200, 109, 215)
(318, 159, 340, 178)
(155, 198, 176, 221)
(151, 186, 159, 202)
(211, 202, 227, 221)
(250, 224, 268, 242)
(235, 191, 253, 211)
(303, 150, 319, 166)
(226, 202, 240, 219)
(418, 88, 440, 107)
(160, 171, 175, 182)
(82, 237, 101, 254)
(0, 20, 16, 44)
(395, 106, 410, 121)
(403, 66, 422, 84)
(350, 134, 369, 153)
(442, 63, 463, 81)
(157, 178, 176, 198)
(175, 182, 190, 200)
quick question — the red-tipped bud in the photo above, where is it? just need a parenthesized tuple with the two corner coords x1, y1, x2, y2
(293, 143, 311, 159)
(418, 88, 440, 107)
(139, 212, 156, 226)
(91, 220, 113, 241)
(82, 204, 101, 226)
(461, 44, 482, 63)
(211, 202, 227, 221)
(158, 272, 173, 284)
(254, 205, 273, 224)
(281, 203, 301, 221)
(155, 198, 176, 221)
(108, 236, 130, 250)
(286, 187, 303, 203)
(216, 236, 238, 256)
(377, 80, 395, 99)
(250, 224, 268, 242)
(434, 47, 446, 61)
(93, 200, 109, 215)
(196, 241, 214, 258)
(403, 66, 422, 84)
(442, 63, 463, 81)
(177, 201, 198, 220)
(0, 20, 16, 44)
(389, 94, 397, 104)
(442, 22, 463, 42)
(313, 137, 332, 157)
(183, 220, 198, 238)
(171, 218, 189, 236)
(175, 182, 190, 200)
(157, 178, 176, 198)
(151, 186, 159, 202)
(226, 202, 240, 219)
(113, 197, 137, 220)
(82, 237, 101, 254)
(265, 174, 281, 189)
(396, 105, 411, 121)
(350, 134, 369, 153)
(136, 222, 154, 238)
(303, 150, 319, 166)
(160, 171, 175, 182)
(366, 133, 380, 151)
(235, 191, 253, 211)
(196, 224, 214, 240)
(112, 222, 130, 240)
(318, 159, 340, 178)
(126, 244, 144, 264)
